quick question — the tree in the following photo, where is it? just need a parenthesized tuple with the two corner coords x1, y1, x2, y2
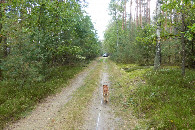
(0, 0, 6, 80)
(136, 0, 139, 26)
(1, 0, 100, 84)
(181, 2, 185, 76)
(154, 0, 161, 70)
(105, 0, 194, 71)
(139, 0, 142, 26)
(161, 0, 195, 74)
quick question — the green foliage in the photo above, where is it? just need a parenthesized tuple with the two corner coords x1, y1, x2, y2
(161, 0, 195, 67)
(104, 20, 156, 65)
(0, 1, 100, 128)
(105, 0, 195, 68)
(185, 23, 195, 41)
(104, 0, 157, 65)
(0, 0, 100, 83)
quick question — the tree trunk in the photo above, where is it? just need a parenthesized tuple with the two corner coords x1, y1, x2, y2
(148, 0, 150, 23)
(124, 0, 126, 30)
(0, 0, 5, 80)
(136, 0, 138, 26)
(169, 9, 173, 64)
(147, 0, 150, 23)
(122, 1, 124, 30)
(129, 0, 132, 37)
(130, 0, 132, 22)
(173, 9, 180, 63)
(154, 0, 161, 70)
(139, 0, 142, 26)
(114, 9, 119, 47)
(191, 38, 195, 68)
(181, 3, 185, 76)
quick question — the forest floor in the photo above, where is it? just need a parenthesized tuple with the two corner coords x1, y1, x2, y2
(5, 58, 139, 130)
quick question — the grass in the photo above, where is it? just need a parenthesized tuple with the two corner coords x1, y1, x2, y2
(134, 68, 195, 129)
(47, 59, 102, 129)
(108, 60, 195, 129)
(108, 60, 150, 129)
(0, 64, 85, 129)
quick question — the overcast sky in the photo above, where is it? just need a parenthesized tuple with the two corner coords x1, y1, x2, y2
(85, 0, 157, 40)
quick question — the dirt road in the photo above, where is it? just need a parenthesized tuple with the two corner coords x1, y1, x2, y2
(82, 58, 121, 130)
(6, 58, 122, 130)
(6, 60, 97, 130)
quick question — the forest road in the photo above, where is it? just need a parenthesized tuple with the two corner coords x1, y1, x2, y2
(5, 58, 121, 130)
(82, 58, 121, 130)
(5, 60, 98, 130)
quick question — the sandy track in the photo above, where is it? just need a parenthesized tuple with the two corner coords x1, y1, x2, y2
(82, 58, 121, 130)
(5, 61, 97, 130)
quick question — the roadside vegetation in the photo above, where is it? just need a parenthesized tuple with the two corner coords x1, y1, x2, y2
(108, 60, 195, 129)
(133, 67, 194, 129)
(0, 1, 100, 129)
(105, 0, 194, 129)
(47, 59, 102, 129)
(108, 60, 149, 129)
(0, 63, 85, 129)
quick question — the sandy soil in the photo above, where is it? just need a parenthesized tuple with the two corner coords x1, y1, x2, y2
(5, 60, 97, 130)
(82, 58, 122, 130)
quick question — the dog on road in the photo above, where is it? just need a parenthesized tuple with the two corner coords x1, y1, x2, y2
(103, 85, 109, 103)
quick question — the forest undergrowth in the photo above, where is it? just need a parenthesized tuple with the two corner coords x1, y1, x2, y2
(108, 59, 195, 129)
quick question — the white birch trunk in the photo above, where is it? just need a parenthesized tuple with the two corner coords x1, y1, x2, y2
(125, 0, 126, 29)
(154, 0, 161, 69)
(181, 3, 185, 76)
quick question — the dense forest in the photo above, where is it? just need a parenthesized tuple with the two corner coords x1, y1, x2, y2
(104, 0, 194, 129)
(0, 0, 100, 84)
(0, 0, 100, 128)
(104, 0, 194, 73)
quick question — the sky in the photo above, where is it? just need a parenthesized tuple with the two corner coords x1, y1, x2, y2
(85, 0, 111, 40)
(85, 0, 157, 40)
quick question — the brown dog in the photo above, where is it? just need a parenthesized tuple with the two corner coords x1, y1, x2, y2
(103, 85, 109, 103)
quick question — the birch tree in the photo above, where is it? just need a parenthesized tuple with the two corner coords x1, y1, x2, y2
(124, 0, 127, 29)
(139, 0, 142, 26)
(181, 1, 185, 76)
(136, 0, 138, 26)
(154, 0, 161, 69)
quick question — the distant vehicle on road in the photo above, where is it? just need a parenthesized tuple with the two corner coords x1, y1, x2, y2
(102, 53, 109, 57)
